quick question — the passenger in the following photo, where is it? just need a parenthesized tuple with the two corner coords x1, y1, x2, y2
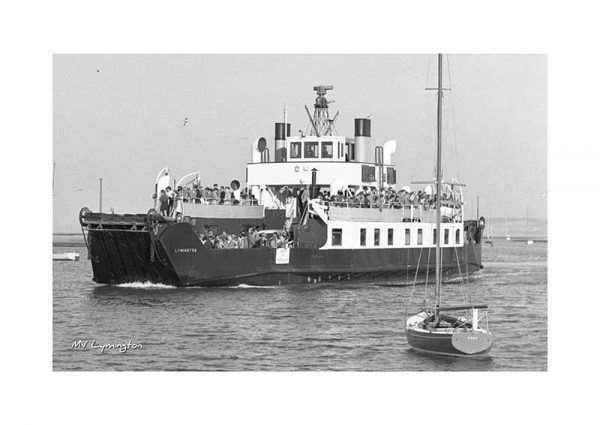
(206, 235, 216, 249)
(219, 186, 226, 204)
(165, 186, 175, 215)
(232, 187, 241, 205)
(366, 190, 375, 206)
(247, 228, 257, 248)
(356, 191, 365, 206)
(376, 195, 385, 211)
(174, 187, 184, 217)
(276, 233, 286, 248)
(269, 234, 278, 249)
(260, 233, 268, 248)
(277, 187, 287, 205)
(301, 185, 310, 208)
(158, 190, 169, 216)
(212, 187, 220, 203)
(238, 232, 248, 249)
(224, 234, 235, 249)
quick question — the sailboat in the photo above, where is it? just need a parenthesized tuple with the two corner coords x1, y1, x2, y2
(405, 54, 494, 358)
(525, 205, 534, 245)
(505, 217, 511, 241)
(485, 222, 494, 247)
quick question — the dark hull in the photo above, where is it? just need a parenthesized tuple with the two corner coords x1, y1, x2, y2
(81, 212, 484, 287)
(405, 328, 493, 358)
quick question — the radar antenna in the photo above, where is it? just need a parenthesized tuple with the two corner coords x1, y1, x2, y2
(305, 85, 338, 137)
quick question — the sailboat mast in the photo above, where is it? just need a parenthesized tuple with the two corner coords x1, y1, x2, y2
(435, 53, 443, 319)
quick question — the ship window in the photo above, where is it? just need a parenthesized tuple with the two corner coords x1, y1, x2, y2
(456, 228, 461, 244)
(417, 229, 423, 245)
(290, 142, 301, 159)
(387, 167, 397, 184)
(304, 142, 318, 158)
(332, 228, 342, 246)
(433, 229, 437, 244)
(321, 141, 333, 158)
(360, 228, 366, 246)
(350, 143, 355, 160)
(387, 228, 394, 245)
(405, 228, 411, 245)
(444, 229, 449, 245)
(338, 142, 342, 158)
(374, 229, 380, 246)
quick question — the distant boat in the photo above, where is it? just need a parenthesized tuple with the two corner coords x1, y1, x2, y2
(485, 223, 494, 246)
(505, 217, 511, 241)
(404, 54, 494, 358)
(525, 206, 534, 245)
(53, 252, 80, 261)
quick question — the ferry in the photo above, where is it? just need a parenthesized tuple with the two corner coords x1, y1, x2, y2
(79, 85, 485, 287)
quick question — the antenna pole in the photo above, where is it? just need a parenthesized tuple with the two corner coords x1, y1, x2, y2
(99, 178, 103, 213)
(305, 105, 319, 137)
(477, 195, 479, 218)
(283, 105, 287, 140)
(435, 53, 443, 321)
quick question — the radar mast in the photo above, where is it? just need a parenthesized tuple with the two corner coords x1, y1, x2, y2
(305, 85, 339, 137)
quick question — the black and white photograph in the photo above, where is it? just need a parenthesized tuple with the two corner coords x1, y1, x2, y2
(53, 53, 547, 371)
(4, 1, 599, 424)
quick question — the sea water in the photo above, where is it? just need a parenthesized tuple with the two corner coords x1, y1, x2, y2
(53, 239, 547, 371)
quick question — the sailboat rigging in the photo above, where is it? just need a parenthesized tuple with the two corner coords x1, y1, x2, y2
(404, 54, 494, 358)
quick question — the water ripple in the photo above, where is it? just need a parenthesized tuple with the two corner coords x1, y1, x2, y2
(53, 240, 546, 370)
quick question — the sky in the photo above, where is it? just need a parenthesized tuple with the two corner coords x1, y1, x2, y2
(53, 54, 546, 233)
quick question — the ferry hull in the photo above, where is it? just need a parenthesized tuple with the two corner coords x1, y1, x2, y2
(83, 215, 484, 287)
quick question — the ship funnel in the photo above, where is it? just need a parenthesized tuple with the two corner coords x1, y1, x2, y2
(251, 137, 267, 163)
(354, 118, 371, 162)
(383, 139, 397, 165)
(274, 123, 291, 162)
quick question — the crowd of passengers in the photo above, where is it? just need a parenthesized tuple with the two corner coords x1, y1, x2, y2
(156, 183, 462, 217)
(199, 228, 291, 250)
(310, 186, 462, 210)
(156, 184, 258, 217)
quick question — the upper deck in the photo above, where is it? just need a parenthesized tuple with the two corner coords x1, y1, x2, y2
(246, 85, 397, 190)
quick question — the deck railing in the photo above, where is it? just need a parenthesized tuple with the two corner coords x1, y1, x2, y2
(319, 200, 463, 223)
(171, 195, 463, 223)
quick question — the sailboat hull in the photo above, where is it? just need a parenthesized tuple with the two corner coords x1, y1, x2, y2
(405, 313, 494, 357)
(406, 328, 493, 357)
